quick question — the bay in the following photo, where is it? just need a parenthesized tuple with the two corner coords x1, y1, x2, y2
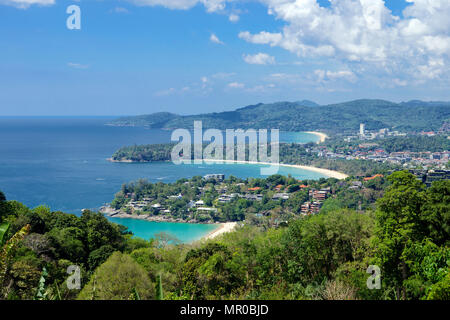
(0, 117, 324, 241)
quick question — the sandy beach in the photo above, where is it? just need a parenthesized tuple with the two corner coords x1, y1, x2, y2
(107, 157, 134, 163)
(202, 222, 238, 240)
(305, 131, 329, 143)
(107, 155, 348, 179)
(203, 159, 348, 180)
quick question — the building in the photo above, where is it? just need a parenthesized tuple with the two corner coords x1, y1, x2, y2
(194, 200, 205, 207)
(197, 207, 218, 213)
(363, 174, 384, 181)
(301, 201, 322, 215)
(218, 194, 238, 203)
(409, 169, 450, 186)
(360, 123, 366, 137)
(274, 184, 284, 191)
(244, 194, 263, 201)
(203, 174, 225, 182)
(425, 170, 450, 187)
(309, 188, 331, 201)
(272, 193, 290, 200)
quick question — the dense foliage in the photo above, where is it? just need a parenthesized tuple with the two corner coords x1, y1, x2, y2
(0, 204, 130, 300)
(0, 171, 448, 300)
(109, 99, 450, 133)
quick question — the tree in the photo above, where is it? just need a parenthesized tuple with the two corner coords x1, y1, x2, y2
(0, 224, 31, 299)
(0, 191, 11, 222)
(421, 180, 450, 246)
(374, 171, 427, 300)
(182, 243, 239, 299)
(282, 210, 374, 287)
(426, 273, 450, 300)
(78, 252, 154, 300)
(81, 210, 126, 253)
(87, 245, 115, 271)
(155, 274, 164, 300)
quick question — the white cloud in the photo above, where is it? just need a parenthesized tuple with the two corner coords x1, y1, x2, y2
(239, 31, 283, 46)
(201, 76, 210, 90)
(130, 0, 198, 10)
(155, 87, 177, 96)
(67, 62, 89, 69)
(392, 79, 408, 87)
(314, 70, 357, 83)
(227, 82, 245, 89)
(128, 0, 228, 12)
(327, 70, 357, 82)
(210, 33, 224, 44)
(243, 53, 275, 65)
(229, 14, 239, 22)
(245, 83, 276, 93)
(239, 0, 450, 81)
(0, 0, 54, 9)
(111, 7, 130, 14)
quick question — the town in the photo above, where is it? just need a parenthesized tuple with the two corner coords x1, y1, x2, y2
(310, 122, 450, 171)
(100, 171, 390, 224)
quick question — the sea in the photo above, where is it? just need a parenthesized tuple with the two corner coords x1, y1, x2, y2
(0, 117, 325, 242)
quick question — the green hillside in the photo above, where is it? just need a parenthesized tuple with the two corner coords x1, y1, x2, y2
(108, 99, 450, 133)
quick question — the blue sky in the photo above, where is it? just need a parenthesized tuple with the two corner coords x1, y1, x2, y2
(0, 0, 449, 115)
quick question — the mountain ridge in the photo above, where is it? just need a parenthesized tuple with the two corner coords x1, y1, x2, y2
(108, 99, 450, 133)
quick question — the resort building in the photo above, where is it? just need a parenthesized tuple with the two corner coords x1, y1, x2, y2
(244, 194, 263, 201)
(203, 174, 225, 182)
(218, 193, 239, 203)
(309, 188, 331, 201)
(197, 207, 218, 213)
(301, 201, 322, 215)
(272, 193, 290, 200)
(360, 123, 366, 138)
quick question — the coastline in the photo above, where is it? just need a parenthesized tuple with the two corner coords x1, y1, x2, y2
(202, 222, 237, 241)
(105, 210, 208, 224)
(107, 157, 348, 180)
(203, 159, 349, 180)
(103, 210, 237, 241)
(305, 131, 329, 143)
(107, 157, 134, 163)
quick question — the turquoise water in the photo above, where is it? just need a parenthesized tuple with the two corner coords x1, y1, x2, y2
(0, 117, 324, 241)
(107, 218, 219, 243)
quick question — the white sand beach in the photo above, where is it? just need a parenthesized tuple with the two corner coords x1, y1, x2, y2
(203, 222, 238, 240)
(203, 159, 348, 180)
(305, 131, 329, 143)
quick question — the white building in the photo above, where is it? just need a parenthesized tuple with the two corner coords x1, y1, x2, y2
(360, 123, 366, 137)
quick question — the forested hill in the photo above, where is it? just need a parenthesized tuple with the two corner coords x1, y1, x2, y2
(108, 99, 450, 133)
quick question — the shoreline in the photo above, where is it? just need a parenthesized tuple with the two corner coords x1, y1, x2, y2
(305, 131, 329, 143)
(105, 211, 209, 224)
(107, 157, 134, 163)
(107, 158, 348, 180)
(103, 210, 237, 241)
(202, 159, 348, 180)
(202, 222, 237, 241)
